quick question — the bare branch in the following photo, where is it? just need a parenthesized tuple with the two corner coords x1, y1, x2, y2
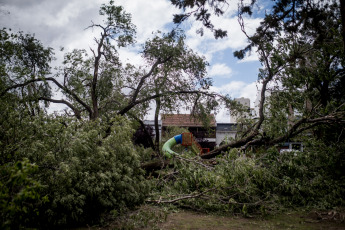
(1, 78, 41, 97)
(241, 113, 345, 150)
(175, 155, 214, 170)
(129, 56, 173, 106)
(85, 22, 105, 31)
(146, 188, 217, 204)
(47, 77, 92, 116)
(90, 29, 106, 119)
(89, 47, 96, 58)
(38, 97, 82, 120)
(1, 77, 93, 117)
(118, 90, 218, 116)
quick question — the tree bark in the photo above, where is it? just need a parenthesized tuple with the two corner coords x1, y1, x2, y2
(90, 32, 105, 120)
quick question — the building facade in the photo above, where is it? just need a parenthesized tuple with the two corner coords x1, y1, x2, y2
(230, 97, 251, 123)
(216, 123, 237, 146)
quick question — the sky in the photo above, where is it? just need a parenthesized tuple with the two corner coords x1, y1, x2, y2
(0, 0, 268, 122)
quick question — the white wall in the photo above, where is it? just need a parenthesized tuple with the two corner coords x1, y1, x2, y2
(216, 132, 236, 146)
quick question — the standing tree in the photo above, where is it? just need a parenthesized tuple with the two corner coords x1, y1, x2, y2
(1, 1, 217, 133)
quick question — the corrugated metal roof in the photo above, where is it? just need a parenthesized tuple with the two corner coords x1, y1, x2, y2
(161, 114, 216, 127)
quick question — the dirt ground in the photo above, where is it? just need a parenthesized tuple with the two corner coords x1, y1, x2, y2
(77, 206, 345, 230)
(156, 210, 345, 230)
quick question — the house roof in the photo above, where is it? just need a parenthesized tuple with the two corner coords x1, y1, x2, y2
(161, 114, 216, 127)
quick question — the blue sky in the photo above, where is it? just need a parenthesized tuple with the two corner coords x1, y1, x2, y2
(0, 0, 268, 122)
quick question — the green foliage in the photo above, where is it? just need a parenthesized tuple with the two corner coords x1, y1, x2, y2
(99, 0, 136, 47)
(34, 116, 150, 226)
(263, 140, 345, 209)
(2, 0, 344, 227)
(151, 142, 345, 215)
(233, 0, 345, 150)
(138, 30, 214, 121)
(0, 28, 54, 112)
(171, 0, 228, 38)
(1, 41, 151, 224)
(0, 101, 150, 227)
(0, 28, 54, 81)
(151, 150, 274, 214)
(56, 3, 214, 121)
(1, 1, 214, 227)
(0, 159, 46, 229)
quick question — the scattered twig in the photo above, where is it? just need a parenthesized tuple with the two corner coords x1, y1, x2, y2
(175, 155, 214, 170)
(146, 188, 217, 204)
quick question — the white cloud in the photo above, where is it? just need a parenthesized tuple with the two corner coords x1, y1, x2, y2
(211, 80, 262, 122)
(208, 63, 233, 77)
(117, 0, 180, 43)
(215, 106, 231, 123)
(1, 0, 179, 57)
(238, 46, 260, 63)
(1, 0, 107, 53)
(118, 48, 143, 67)
(215, 80, 280, 120)
(184, 13, 262, 63)
(210, 81, 246, 96)
(43, 1, 95, 27)
(1, 0, 264, 121)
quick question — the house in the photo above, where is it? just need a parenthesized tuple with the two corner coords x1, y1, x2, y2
(161, 114, 217, 150)
(216, 123, 237, 146)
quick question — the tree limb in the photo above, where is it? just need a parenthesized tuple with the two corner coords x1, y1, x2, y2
(146, 187, 217, 204)
(38, 97, 82, 120)
(118, 90, 218, 115)
(242, 114, 345, 150)
(129, 56, 173, 106)
(1, 77, 93, 118)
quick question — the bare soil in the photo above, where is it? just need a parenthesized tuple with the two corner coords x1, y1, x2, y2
(157, 210, 345, 230)
(77, 206, 345, 230)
